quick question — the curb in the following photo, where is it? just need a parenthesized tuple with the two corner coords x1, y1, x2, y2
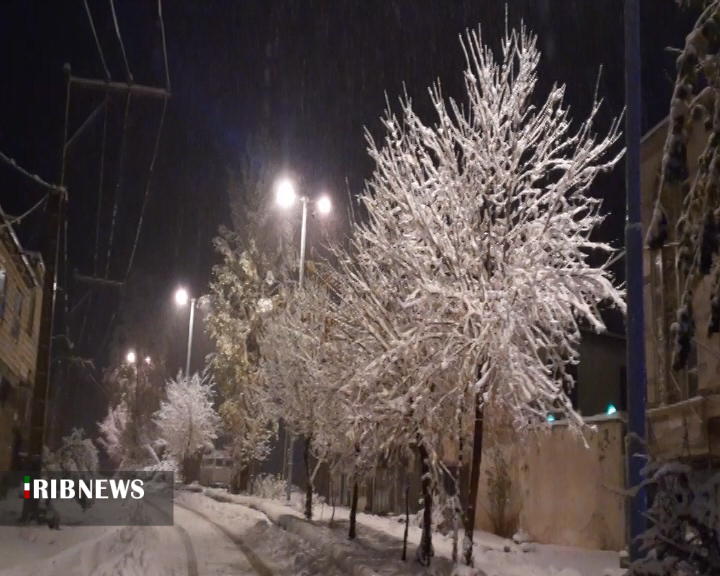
(204, 490, 381, 576)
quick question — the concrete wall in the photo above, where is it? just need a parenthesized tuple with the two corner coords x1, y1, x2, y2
(474, 417, 626, 551)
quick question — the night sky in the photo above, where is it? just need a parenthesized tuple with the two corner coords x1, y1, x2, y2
(0, 1, 697, 433)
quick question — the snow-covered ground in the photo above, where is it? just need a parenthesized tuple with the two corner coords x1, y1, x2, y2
(208, 489, 623, 576)
(0, 490, 342, 576)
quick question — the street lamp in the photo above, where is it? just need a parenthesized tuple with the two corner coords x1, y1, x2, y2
(174, 287, 196, 377)
(126, 350, 136, 364)
(144, 356, 152, 365)
(274, 177, 331, 500)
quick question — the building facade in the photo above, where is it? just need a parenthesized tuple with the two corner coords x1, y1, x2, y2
(641, 118, 720, 463)
(0, 209, 43, 473)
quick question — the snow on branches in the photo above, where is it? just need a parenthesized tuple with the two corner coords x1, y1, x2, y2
(355, 23, 624, 434)
(153, 372, 220, 479)
(629, 459, 720, 576)
(646, 2, 720, 369)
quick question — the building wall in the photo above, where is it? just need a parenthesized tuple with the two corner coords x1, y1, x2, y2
(0, 235, 42, 472)
(577, 332, 626, 417)
(473, 417, 626, 551)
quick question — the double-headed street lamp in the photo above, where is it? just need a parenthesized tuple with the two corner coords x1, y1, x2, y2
(275, 177, 331, 501)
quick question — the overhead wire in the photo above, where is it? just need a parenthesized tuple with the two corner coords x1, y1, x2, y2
(66, 97, 108, 151)
(0, 194, 48, 229)
(94, 94, 109, 276)
(158, 0, 171, 92)
(0, 150, 64, 192)
(109, 0, 133, 82)
(124, 97, 168, 282)
(104, 92, 132, 280)
(83, 0, 111, 80)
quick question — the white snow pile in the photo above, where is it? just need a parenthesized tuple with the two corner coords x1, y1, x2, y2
(0, 524, 184, 576)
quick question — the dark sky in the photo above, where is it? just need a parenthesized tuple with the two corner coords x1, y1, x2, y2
(0, 1, 696, 430)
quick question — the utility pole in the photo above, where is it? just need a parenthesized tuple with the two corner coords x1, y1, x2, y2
(624, 0, 647, 561)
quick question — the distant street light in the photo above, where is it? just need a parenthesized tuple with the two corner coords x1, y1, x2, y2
(276, 179, 297, 208)
(144, 356, 152, 365)
(317, 195, 332, 215)
(174, 287, 197, 377)
(274, 176, 331, 501)
(126, 351, 136, 364)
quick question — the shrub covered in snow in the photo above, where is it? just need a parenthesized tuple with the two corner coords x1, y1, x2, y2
(250, 473, 287, 500)
(629, 460, 720, 576)
(44, 428, 99, 473)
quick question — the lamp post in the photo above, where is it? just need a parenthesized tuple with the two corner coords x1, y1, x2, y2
(175, 288, 196, 377)
(624, 0, 647, 561)
(275, 177, 331, 501)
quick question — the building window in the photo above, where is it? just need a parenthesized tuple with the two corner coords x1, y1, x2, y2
(11, 292, 23, 340)
(0, 268, 6, 320)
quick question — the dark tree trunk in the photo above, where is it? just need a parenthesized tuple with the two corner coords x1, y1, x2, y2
(402, 480, 410, 561)
(453, 407, 465, 563)
(464, 393, 484, 566)
(348, 480, 359, 539)
(304, 434, 313, 520)
(416, 437, 434, 567)
(182, 453, 203, 484)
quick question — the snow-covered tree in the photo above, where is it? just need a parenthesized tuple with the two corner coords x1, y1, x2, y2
(97, 358, 165, 469)
(45, 428, 99, 473)
(335, 22, 623, 566)
(206, 136, 298, 489)
(154, 371, 220, 482)
(629, 459, 720, 576)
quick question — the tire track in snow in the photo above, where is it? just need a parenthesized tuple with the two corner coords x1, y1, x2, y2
(145, 498, 199, 576)
(174, 501, 274, 576)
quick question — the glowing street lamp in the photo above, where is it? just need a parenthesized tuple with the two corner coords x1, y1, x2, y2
(273, 176, 332, 500)
(126, 350, 136, 364)
(276, 179, 297, 208)
(144, 356, 152, 365)
(317, 195, 332, 215)
(174, 287, 196, 377)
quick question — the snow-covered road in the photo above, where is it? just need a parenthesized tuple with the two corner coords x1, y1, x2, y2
(0, 492, 343, 576)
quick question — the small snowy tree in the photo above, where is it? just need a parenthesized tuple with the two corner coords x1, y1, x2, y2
(154, 371, 220, 482)
(629, 460, 720, 576)
(45, 428, 99, 473)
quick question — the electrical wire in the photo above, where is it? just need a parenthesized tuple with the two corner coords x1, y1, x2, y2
(83, 0, 111, 80)
(104, 92, 132, 279)
(158, 0, 171, 92)
(124, 97, 168, 282)
(66, 97, 108, 151)
(109, 0, 133, 82)
(94, 93, 109, 276)
(0, 150, 63, 192)
(0, 194, 48, 229)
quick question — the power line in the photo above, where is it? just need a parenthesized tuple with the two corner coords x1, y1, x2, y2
(109, 0, 133, 82)
(158, 0, 171, 92)
(0, 150, 64, 192)
(0, 194, 48, 229)
(124, 97, 168, 282)
(104, 92, 132, 279)
(94, 95, 109, 276)
(83, 0, 111, 80)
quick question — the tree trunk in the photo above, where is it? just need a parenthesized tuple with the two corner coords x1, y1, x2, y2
(304, 434, 313, 520)
(329, 476, 336, 528)
(416, 436, 434, 567)
(402, 480, 410, 561)
(464, 393, 484, 566)
(453, 408, 465, 564)
(348, 480, 359, 540)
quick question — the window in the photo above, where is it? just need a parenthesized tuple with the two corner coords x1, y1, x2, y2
(0, 269, 6, 320)
(11, 292, 23, 340)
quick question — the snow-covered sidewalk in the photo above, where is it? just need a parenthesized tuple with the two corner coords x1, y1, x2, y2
(204, 488, 623, 576)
